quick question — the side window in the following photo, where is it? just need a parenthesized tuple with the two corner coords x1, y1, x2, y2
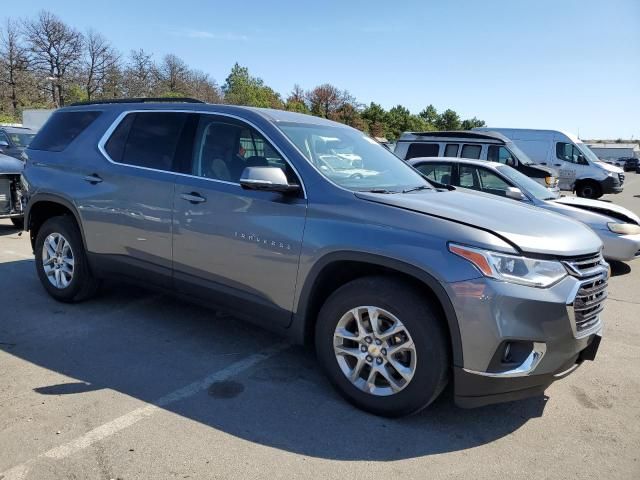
(414, 163, 453, 184)
(29, 111, 101, 152)
(477, 168, 511, 196)
(459, 165, 480, 190)
(105, 112, 188, 171)
(405, 142, 439, 159)
(487, 145, 515, 165)
(556, 142, 585, 165)
(460, 144, 482, 159)
(192, 116, 297, 184)
(444, 144, 459, 157)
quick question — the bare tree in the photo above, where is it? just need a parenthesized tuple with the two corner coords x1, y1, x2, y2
(123, 48, 156, 97)
(83, 30, 119, 100)
(158, 53, 189, 95)
(23, 11, 84, 107)
(187, 69, 222, 103)
(0, 19, 30, 115)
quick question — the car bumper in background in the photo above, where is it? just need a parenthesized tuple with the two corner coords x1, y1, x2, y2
(599, 230, 640, 262)
(601, 175, 624, 194)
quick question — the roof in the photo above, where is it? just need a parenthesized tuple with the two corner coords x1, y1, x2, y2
(62, 100, 345, 128)
(586, 143, 639, 150)
(398, 130, 510, 143)
(0, 125, 36, 133)
(406, 156, 504, 169)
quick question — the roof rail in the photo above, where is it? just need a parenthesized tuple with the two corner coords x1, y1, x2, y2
(68, 97, 205, 107)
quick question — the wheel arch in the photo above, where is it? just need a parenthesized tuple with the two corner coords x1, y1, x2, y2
(26, 194, 87, 252)
(290, 251, 463, 367)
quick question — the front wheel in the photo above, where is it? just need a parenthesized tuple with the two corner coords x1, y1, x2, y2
(315, 276, 449, 417)
(576, 181, 602, 199)
(34, 215, 100, 302)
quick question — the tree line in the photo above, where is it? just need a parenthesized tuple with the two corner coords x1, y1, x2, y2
(0, 11, 485, 139)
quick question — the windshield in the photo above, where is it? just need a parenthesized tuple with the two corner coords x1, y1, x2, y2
(575, 141, 600, 164)
(497, 165, 559, 201)
(504, 141, 534, 165)
(7, 132, 35, 147)
(278, 123, 430, 192)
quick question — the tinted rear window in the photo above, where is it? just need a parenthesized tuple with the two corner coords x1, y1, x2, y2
(104, 112, 189, 171)
(29, 111, 101, 152)
(405, 142, 439, 159)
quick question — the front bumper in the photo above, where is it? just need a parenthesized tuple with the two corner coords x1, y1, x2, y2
(454, 332, 601, 407)
(445, 262, 607, 408)
(601, 175, 624, 194)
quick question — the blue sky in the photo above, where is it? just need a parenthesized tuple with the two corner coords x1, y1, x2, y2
(5, 0, 640, 138)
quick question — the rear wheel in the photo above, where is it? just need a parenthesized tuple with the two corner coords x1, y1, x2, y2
(576, 181, 602, 199)
(34, 216, 100, 302)
(315, 276, 449, 417)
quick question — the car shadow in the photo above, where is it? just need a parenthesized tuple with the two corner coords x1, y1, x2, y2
(0, 259, 546, 461)
(609, 260, 631, 277)
(0, 223, 23, 237)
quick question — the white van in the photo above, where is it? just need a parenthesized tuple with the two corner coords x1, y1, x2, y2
(473, 128, 624, 199)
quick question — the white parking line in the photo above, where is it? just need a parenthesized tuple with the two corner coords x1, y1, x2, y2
(0, 343, 288, 479)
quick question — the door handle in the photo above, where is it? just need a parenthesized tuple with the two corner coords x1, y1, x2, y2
(83, 174, 103, 184)
(180, 192, 206, 204)
(554, 163, 562, 167)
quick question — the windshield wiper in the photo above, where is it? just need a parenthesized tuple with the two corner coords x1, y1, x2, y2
(363, 188, 398, 194)
(402, 185, 431, 193)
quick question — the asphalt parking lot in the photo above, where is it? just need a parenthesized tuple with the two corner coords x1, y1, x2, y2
(1, 176, 639, 480)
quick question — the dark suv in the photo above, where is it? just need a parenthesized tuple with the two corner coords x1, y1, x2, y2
(21, 99, 606, 417)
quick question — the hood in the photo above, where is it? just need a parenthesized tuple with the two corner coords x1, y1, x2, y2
(595, 161, 623, 174)
(518, 162, 558, 179)
(553, 195, 640, 225)
(355, 189, 602, 257)
(0, 153, 24, 174)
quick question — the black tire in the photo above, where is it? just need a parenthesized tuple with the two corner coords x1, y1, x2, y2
(34, 215, 100, 302)
(315, 276, 449, 417)
(10, 217, 24, 229)
(576, 181, 602, 199)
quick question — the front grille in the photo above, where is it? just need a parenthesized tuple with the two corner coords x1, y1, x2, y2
(573, 276, 607, 334)
(563, 253, 608, 337)
(618, 173, 625, 185)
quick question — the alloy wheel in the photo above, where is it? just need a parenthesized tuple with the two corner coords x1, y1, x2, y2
(42, 232, 75, 289)
(333, 306, 417, 396)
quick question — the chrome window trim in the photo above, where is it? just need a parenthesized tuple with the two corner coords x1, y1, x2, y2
(97, 109, 308, 198)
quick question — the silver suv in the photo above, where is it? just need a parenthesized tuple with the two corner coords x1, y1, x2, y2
(21, 99, 606, 417)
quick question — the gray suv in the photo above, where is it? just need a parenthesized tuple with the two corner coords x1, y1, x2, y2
(22, 99, 607, 417)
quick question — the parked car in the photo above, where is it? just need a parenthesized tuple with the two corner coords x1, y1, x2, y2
(409, 157, 640, 262)
(22, 99, 606, 416)
(0, 126, 36, 160)
(473, 128, 624, 199)
(620, 157, 639, 172)
(0, 152, 25, 228)
(394, 130, 560, 193)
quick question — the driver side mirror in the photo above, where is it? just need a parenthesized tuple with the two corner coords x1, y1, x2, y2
(0, 140, 8, 148)
(505, 187, 526, 201)
(240, 166, 300, 193)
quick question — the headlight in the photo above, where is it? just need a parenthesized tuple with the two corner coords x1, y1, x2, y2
(544, 176, 556, 186)
(449, 244, 567, 288)
(608, 222, 640, 235)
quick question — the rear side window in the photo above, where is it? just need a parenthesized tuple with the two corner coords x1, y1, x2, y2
(105, 112, 189, 171)
(29, 111, 101, 152)
(443, 144, 459, 157)
(414, 162, 453, 184)
(460, 144, 482, 159)
(405, 142, 439, 159)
